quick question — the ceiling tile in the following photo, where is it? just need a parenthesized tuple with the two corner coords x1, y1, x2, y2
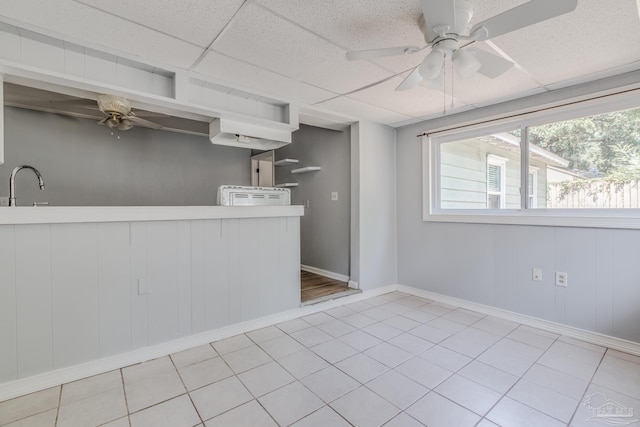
(486, 0, 640, 85)
(448, 45, 542, 105)
(257, 0, 425, 50)
(194, 51, 337, 105)
(315, 95, 413, 125)
(296, 46, 393, 94)
(211, 2, 335, 78)
(468, 0, 530, 29)
(0, 0, 203, 68)
(76, 0, 245, 47)
(372, 52, 425, 74)
(348, 74, 465, 118)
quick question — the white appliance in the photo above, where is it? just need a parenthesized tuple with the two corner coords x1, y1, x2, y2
(217, 185, 291, 206)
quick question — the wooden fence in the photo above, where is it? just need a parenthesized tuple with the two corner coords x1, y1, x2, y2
(548, 179, 640, 208)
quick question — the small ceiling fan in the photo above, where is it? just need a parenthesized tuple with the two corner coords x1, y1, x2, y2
(346, 0, 578, 91)
(96, 94, 163, 131)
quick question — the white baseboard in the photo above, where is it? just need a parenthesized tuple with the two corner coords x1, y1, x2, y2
(395, 284, 640, 357)
(301, 264, 350, 283)
(0, 284, 396, 402)
(348, 280, 359, 289)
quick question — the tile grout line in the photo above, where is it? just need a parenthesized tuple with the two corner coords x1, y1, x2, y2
(566, 347, 608, 426)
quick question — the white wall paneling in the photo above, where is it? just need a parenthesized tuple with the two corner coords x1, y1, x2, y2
(14, 225, 53, 378)
(145, 221, 181, 346)
(258, 218, 283, 318)
(130, 222, 149, 350)
(176, 221, 192, 338)
(0, 216, 301, 385)
(279, 217, 302, 311)
(50, 224, 100, 369)
(204, 219, 230, 329)
(97, 222, 132, 357)
(0, 226, 16, 383)
(190, 220, 206, 333)
(238, 219, 260, 321)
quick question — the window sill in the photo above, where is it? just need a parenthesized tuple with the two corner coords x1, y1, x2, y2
(424, 210, 640, 229)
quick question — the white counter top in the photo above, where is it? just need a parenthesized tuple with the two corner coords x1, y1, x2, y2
(0, 205, 304, 225)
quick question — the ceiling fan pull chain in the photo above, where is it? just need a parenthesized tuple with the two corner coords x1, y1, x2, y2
(442, 58, 447, 116)
(450, 57, 455, 110)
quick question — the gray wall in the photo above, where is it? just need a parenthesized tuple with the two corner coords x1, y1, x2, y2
(396, 71, 640, 343)
(275, 124, 350, 277)
(351, 121, 398, 291)
(1, 107, 250, 206)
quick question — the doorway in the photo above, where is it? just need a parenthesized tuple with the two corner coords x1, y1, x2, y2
(251, 151, 274, 187)
(300, 270, 359, 305)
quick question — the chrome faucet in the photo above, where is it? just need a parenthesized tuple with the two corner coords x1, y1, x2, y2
(9, 165, 45, 207)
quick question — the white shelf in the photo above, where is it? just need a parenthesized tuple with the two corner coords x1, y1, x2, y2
(291, 166, 321, 174)
(274, 158, 299, 166)
(276, 183, 299, 188)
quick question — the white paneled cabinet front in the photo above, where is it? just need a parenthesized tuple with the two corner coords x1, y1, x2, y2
(0, 216, 301, 383)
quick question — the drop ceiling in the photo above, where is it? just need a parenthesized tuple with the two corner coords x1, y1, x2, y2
(1, 0, 640, 128)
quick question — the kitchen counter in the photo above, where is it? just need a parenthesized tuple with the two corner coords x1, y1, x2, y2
(0, 205, 302, 399)
(0, 205, 304, 225)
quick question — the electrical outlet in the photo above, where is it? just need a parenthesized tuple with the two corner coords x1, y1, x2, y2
(555, 272, 568, 287)
(532, 268, 542, 281)
(331, 191, 338, 201)
(0, 197, 8, 207)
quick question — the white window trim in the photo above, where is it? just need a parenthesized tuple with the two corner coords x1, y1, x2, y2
(422, 88, 640, 229)
(528, 167, 538, 209)
(486, 154, 507, 209)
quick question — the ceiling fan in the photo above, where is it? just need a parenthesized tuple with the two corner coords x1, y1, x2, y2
(96, 94, 163, 131)
(346, 0, 578, 91)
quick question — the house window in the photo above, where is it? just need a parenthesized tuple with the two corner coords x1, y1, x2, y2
(423, 90, 640, 228)
(528, 168, 538, 208)
(438, 132, 520, 210)
(487, 155, 507, 209)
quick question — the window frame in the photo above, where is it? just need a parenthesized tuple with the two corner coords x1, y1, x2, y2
(486, 154, 508, 209)
(528, 167, 539, 209)
(422, 87, 640, 229)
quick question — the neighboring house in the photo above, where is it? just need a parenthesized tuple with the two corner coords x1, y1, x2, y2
(547, 165, 583, 183)
(440, 132, 569, 209)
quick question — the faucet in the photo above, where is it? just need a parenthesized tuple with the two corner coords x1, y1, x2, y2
(9, 165, 45, 207)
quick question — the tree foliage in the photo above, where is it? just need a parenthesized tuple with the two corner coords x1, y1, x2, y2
(527, 108, 640, 179)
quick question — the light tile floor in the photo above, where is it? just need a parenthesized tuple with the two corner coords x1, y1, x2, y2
(2, 292, 640, 427)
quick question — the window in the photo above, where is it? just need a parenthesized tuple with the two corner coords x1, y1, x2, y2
(528, 168, 538, 208)
(423, 89, 640, 228)
(438, 132, 520, 210)
(487, 155, 507, 209)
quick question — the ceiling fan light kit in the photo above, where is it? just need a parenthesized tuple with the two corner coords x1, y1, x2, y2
(452, 49, 481, 79)
(97, 94, 131, 117)
(346, 0, 578, 92)
(95, 94, 164, 132)
(419, 49, 445, 80)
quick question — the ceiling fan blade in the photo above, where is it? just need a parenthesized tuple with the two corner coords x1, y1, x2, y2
(97, 117, 109, 125)
(470, 0, 577, 41)
(131, 110, 169, 118)
(128, 116, 164, 130)
(420, 0, 456, 33)
(346, 45, 422, 61)
(467, 48, 514, 79)
(395, 67, 423, 91)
